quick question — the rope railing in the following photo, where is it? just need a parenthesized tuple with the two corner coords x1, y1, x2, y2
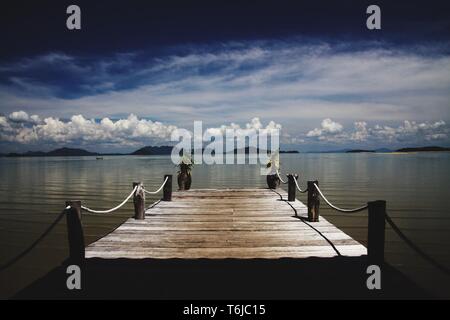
(0, 206, 70, 272)
(276, 169, 287, 184)
(76, 175, 172, 217)
(277, 169, 450, 279)
(304, 179, 449, 276)
(81, 185, 138, 214)
(284, 173, 450, 276)
(293, 176, 308, 193)
(142, 176, 169, 194)
(2, 175, 172, 272)
(385, 214, 450, 276)
(313, 183, 369, 213)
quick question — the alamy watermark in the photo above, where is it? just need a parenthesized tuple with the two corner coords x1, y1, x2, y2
(170, 121, 280, 175)
(66, 5, 381, 31)
(366, 5, 381, 30)
(66, 264, 81, 290)
(366, 265, 381, 290)
(66, 5, 81, 30)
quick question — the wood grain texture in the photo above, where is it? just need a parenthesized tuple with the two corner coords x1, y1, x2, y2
(85, 188, 367, 259)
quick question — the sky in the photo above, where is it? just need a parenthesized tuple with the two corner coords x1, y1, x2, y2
(0, 0, 450, 152)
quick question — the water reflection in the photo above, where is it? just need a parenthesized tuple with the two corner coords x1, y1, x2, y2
(0, 153, 449, 297)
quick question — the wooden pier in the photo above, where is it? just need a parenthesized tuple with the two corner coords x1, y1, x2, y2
(85, 188, 366, 260)
(13, 176, 430, 299)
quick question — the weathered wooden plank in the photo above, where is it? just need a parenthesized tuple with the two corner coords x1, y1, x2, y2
(85, 188, 367, 259)
(88, 238, 358, 248)
(104, 229, 353, 237)
(108, 225, 341, 232)
(85, 245, 366, 259)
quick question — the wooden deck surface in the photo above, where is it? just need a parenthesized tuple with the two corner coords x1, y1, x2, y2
(85, 188, 367, 259)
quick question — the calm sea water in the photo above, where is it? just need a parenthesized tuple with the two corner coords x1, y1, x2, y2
(1, 153, 450, 298)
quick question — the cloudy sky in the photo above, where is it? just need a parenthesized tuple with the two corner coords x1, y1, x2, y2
(1, 0, 449, 152)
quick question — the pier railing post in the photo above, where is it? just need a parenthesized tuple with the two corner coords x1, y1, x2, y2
(163, 174, 172, 201)
(65, 200, 85, 265)
(307, 180, 320, 222)
(367, 200, 386, 266)
(287, 174, 298, 202)
(133, 182, 145, 220)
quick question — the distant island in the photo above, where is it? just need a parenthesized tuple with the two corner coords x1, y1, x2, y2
(131, 146, 173, 155)
(346, 149, 376, 153)
(345, 146, 450, 153)
(231, 147, 298, 154)
(395, 146, 450, 152)
(1, 146, 300, 157)
(5, 147, 99, 157)
(2, 145, 448, 157)
(310, 148, 391, 153)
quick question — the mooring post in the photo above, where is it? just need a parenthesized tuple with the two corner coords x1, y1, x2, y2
(65, 200, 85, 265)
(287, 174, 298, 202)
(307, 180, 320, 222)
(367, 200, 386, 266)
(133, 182, 145, 220)
(163, 174, 172, 201)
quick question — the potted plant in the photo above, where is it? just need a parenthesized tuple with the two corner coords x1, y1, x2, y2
(266, 150, 281, 189)
(177, 155, 193, 190)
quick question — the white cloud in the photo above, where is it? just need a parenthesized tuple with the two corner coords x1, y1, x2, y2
(0, 116, 8, 127)
(7, 110, 41, 124)
(350, 121, 369, 142)
(307, 118, 343, 138)
(204, 117, 281, 140)
(1, 111, 448, 150)
(370, 120, 448, 142)
(304, 118, 449, 145)
(0, 111, 179, 146)
(29, 114, 41, 123)
(0, 42, 449, 128)
(9, 111, 30, 122)
(0, 111, 282, 149)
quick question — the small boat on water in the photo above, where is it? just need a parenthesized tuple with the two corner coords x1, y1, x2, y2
(96, 157, 104, 160)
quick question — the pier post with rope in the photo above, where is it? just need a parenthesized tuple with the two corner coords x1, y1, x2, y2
(0, 176, 176, 274)
(367, 200, 386, 266)
(287, 174, 298, 202)
(65, 200, 85, 265)
(163, 174, 172, 201)
(133, 182, 145, 220)
(307, 180, 320, 222)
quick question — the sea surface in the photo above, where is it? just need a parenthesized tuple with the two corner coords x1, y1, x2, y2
(1, 153, 450, 298)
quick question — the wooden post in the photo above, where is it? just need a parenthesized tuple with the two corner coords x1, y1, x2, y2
(133, 182, 145, 220)
(307, 180, 320, 222)
(65, 200, 85, 265)
(163, 174, 172, 201)
(367, 200, 386, 266)
(287, 174, 298, 202)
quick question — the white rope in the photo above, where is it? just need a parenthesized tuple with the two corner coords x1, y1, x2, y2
(81, 185, 138, 214)
(293, 177, 308, 193)
(313, 183, 368, 213)
(142, 176, 169, 194)
(0, 207, 67, 271)
(276, 170, 287, 184)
